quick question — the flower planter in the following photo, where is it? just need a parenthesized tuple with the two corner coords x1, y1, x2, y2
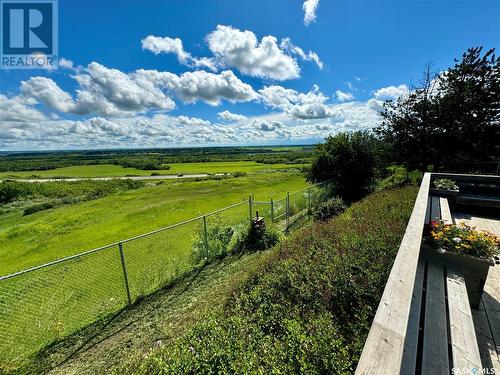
(429, 187, 459, 198)
(425, 245, 494, 308)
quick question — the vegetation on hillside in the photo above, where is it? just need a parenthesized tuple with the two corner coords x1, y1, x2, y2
(119, 186, 417, 374)
(0, 179, 144, 205)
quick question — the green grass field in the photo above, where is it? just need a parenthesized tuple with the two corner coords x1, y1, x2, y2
(0, 161, 307, 179)
(0, 171, 310, 370)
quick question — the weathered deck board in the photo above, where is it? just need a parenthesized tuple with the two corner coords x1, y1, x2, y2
(400, 258, 425, 375)
(447, 269, 482, 371)
(430, 196, 441, 222)
(439, 197, 453, 224)
(473, 300, 500, 372)
(422, 261, 449, 374)
(454, 213, 500, 372)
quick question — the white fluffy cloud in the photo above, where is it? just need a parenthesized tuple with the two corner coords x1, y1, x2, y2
(280, 38, 324, 70)
(136, 69, 257, 105)
(259, 84, 335, 119)
(143, 26, 323, 81)
(58, 58, 77, 71)
(0, 99, 385, 150)
(373, 84, 409, 100)
(21, 77, 78, 113)
(251, 119, 284, 132)
(0, 94, 47, 122)
(303, 0, 320, 26)
(217, 110, 247, 122)
(335, 90, 354, 102)
(141, 35, 216, 71)
(20, 63, 257, 117)
(174, 115, 211, 126)
(206, 25, 300, 81)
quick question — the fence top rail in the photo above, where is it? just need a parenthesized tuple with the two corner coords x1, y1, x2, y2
(0, 181, 328, 281)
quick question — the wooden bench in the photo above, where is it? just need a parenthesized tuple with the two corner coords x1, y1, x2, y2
(425, 195, 453, 225)
(356, 174, 487, 374)
(456, 194, 500, 209)
(401, 251, 482, 374)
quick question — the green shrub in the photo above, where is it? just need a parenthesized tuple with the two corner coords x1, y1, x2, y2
(306, 131, 379, 202)
(378, 165, 423, 189)
(0, 179, 144, 206)
(313, 196, 346, 221)
(191, 217, 282, 266)
(191, 216, 237, 265)
(433, 178, 458, 190)
(123, 186, 418, 374)
(233, 171, 247, 178)
(231, 222, 281, 254)
(23, 202, 56, 215)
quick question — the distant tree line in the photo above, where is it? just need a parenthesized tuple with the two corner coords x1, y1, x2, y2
(308, 47, 500, 202)
(0, 147, 314, 172)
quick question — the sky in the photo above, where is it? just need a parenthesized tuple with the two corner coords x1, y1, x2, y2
(0, 0, 498, 150)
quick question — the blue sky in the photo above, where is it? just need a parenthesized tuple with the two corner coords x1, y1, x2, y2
(0, 0, 498, 150)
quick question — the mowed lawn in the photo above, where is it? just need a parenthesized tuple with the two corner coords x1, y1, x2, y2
(0, 172, 308, 275)
(0, 161, 307, 179)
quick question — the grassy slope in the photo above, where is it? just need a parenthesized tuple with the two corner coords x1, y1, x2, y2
(0, 172, 307, 370)
(23, 251, 275, 375)
(119, 186, 418, 374)
(0, 172, 307, 275)
(0, 162, 307, 179)
(1, 186, 417, 374)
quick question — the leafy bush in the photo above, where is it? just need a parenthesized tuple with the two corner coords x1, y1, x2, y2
(23, 202, 56, 215)
(306, 131, 378, 202)
(434, 178, 458, 191)
(191, 215, 282, 266)
(123, 186, 417, 374)
(192, 216, 237, 265)
(378, 165, 423, 189)
(313, 197, 346, 221)
(231, 221, 281, 254)
(232, 171, 248, 177)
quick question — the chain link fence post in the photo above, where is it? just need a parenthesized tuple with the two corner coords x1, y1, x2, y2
(285, 192, 290, 232)
(248, 194, 253, 224)
(118, 242, 132, 305)
(270, 197, 274, 223)
(203, 215, 209, 258)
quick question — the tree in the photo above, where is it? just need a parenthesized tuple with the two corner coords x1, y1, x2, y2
(377, 47, 500, 172)
(307, 131, 377, 202)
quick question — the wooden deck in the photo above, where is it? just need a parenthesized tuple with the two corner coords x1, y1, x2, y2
(356, 173, 500, 375)
(454, 213, 500, 373)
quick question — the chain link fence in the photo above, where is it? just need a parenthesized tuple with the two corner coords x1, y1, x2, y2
(0, 182, 331, 369)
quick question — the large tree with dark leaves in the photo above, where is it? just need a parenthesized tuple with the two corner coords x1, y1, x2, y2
(377, 47, 500, 172)
(306, 131, 378, 202)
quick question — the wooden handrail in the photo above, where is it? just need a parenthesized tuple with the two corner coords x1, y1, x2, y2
(355, 173, 431, 374)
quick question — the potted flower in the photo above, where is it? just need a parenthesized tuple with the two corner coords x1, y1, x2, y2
(428, 221, 500, 307)
(430, 178, 460, 198)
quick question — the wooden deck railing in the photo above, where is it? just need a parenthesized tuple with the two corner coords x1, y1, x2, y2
(355, 173, 431, 374)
